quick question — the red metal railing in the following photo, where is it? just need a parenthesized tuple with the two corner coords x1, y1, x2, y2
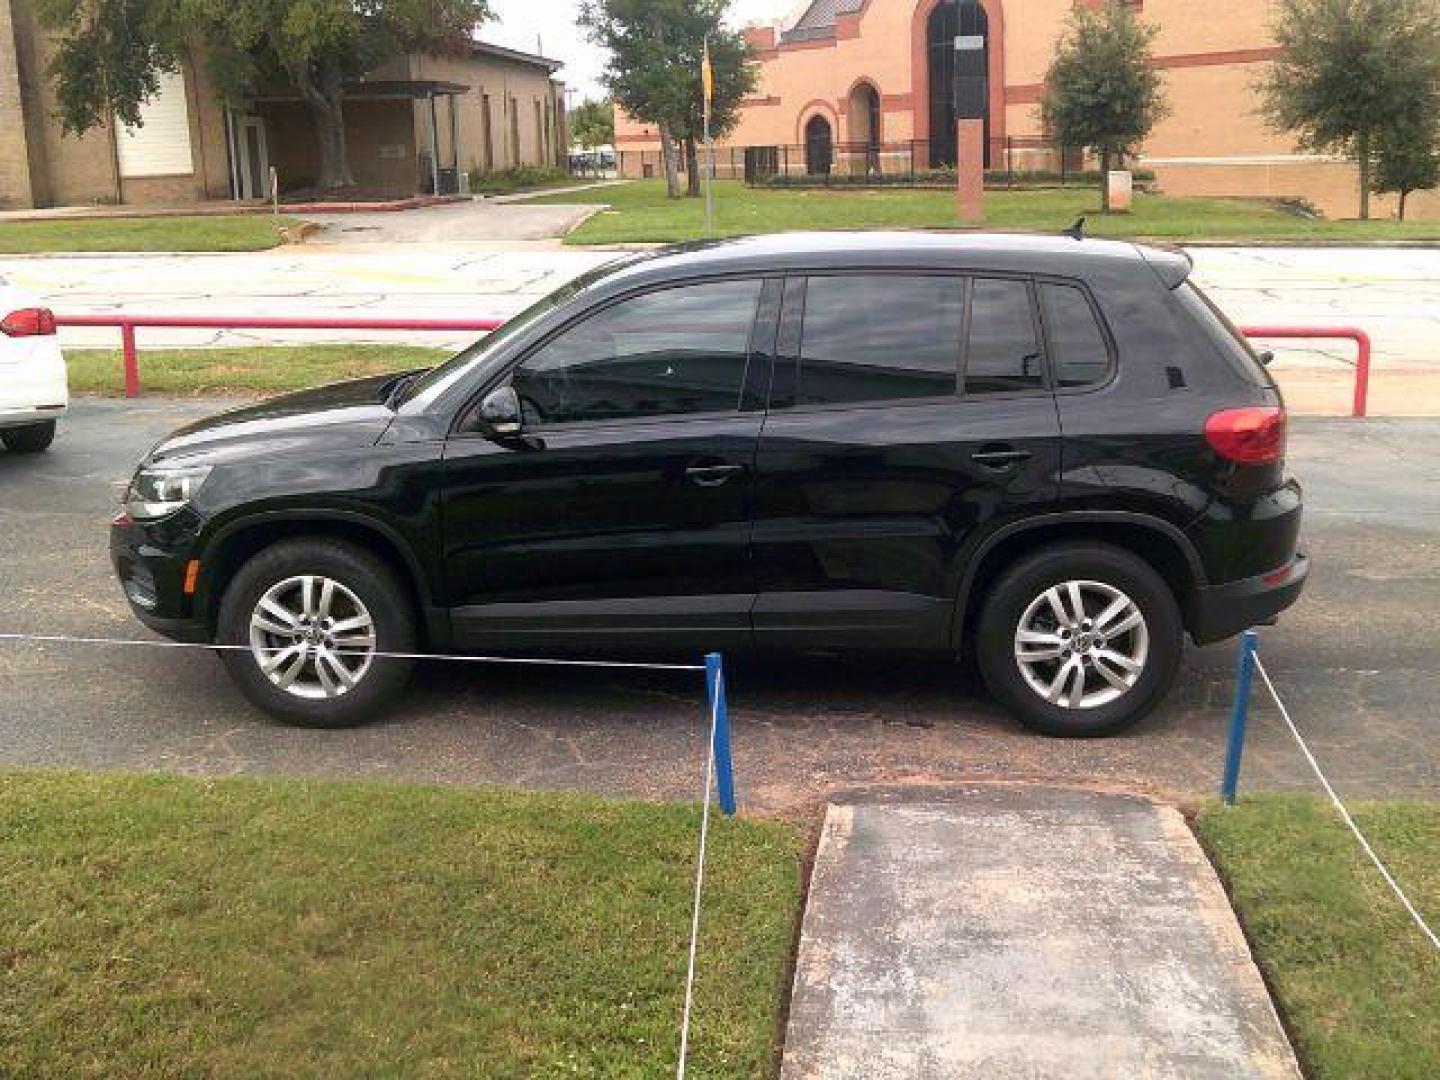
(53, 314, 504, 398)
(1239, 325, 1372, 418)
(52, 313, 1373, 417)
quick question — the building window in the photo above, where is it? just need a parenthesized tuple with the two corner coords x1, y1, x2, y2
(804, 115, 833, 175)
(115, 70, 193, 178)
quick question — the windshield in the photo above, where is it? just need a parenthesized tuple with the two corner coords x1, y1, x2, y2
(396, 255, 644, 410)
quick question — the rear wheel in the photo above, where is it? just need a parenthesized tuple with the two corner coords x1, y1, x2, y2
(976, 543, 1182, 737)
(2, 421, 56, 453)
(217, 538, 416, 727)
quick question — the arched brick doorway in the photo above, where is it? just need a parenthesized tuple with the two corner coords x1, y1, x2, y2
(805, 114, 834, 175)
(911, 0, 1005, 169)
(847, 81, 882, 176)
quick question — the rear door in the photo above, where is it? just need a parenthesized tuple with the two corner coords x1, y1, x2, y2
(750, 272, 1062, 648)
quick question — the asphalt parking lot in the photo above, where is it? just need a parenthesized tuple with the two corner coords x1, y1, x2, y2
(1, 398, 1436, 815)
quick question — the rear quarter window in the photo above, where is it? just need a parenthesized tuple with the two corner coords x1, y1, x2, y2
(1174, 282, 1274, 389)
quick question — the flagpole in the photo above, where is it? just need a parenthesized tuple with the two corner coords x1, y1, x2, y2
(703, 36, 715, 236)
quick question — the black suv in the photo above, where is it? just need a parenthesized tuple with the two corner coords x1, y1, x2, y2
(111, 233, 1306, 736)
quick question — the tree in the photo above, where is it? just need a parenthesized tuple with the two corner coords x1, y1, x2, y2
(1374, 119, 1440, 220)
(570, 98, 616, 149)
(1041, 1, 1167, 212)
(580, 0, 756, 198)
(1262, 0, 1440, 220)
(35, 0, 490, 191)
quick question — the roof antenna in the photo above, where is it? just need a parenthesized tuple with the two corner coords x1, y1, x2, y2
(1064, 215, 1086, 241)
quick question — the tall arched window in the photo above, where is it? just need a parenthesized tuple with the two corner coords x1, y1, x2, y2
(926, 0, 989, 168)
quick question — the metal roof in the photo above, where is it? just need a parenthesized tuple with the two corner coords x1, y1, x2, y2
(779, 0, 865, 43)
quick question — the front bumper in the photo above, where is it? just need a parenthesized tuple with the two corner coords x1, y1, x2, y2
(109, 513, 209, 643)
(1190, 550, 1309, 645)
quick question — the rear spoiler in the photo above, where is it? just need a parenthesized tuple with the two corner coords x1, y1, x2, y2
(1138, 243, 1194, 289)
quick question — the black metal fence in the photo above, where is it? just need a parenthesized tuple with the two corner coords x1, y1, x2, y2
(613, 138, 1096, 187)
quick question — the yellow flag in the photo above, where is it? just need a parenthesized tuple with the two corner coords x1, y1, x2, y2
(701, 39, 714, 127)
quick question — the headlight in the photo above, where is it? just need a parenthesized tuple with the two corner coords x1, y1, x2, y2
(122, 464, 213, 520)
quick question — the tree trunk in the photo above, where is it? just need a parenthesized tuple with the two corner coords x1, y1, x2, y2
(1099, 148, 1112, 213)
(658, 123, 682, 199)
(292, 56, 355, 192)
(1399, 189, 1409, 222)
(684, 137, 702, 197)
(1357, 129, 1371, 221)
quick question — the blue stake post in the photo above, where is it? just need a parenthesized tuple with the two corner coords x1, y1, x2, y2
(1222, 629, 1259, 805)
(705, 652, 736, 817)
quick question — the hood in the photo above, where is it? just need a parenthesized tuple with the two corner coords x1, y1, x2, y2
(149, 374, 403, 466)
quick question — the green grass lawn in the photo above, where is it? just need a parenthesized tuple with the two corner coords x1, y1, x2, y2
(0, 771, 804, 1077)
(68, 344, 450, 395)
(0, 215, 300, 253)
(535, 180, 1440, 245)
(1196, 795, 1440, 1079)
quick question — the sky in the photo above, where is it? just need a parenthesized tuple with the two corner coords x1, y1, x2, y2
(482, 0, 789, 102)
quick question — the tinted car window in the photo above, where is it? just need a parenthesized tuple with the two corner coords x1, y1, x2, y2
(1174, 281, 1274, 388)
(795, 275, 963, 406)
(965, 278, 1044, 395)
(511, 279, 762, 425)
(1040, 282, 1112, 388)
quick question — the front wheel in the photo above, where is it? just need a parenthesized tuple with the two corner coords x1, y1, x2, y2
(217, 538, 416, 727)
(976, 543, 1183, 737)
(2, 421, 56, 453)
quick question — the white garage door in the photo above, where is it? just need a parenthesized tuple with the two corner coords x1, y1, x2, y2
(116, 70, 194, 178)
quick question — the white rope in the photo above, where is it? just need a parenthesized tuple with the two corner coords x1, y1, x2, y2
(0, 632, 705, 672)
(1253, 655, 1440, 951)
(676, 667, 720, 1079)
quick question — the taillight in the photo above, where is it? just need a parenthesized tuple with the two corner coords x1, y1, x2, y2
(0, 308, 57, 337)
(1205, 406, 1286, 465)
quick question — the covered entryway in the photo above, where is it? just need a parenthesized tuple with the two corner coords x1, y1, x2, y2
(805, 114, 834, 176)
(926, 0, 990, 168)
(847, 82, 882, 176)
(238, 80, 468, 200)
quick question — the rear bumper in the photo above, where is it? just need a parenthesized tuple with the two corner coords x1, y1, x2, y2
(0, 402, 66, 429)
(1190, 550, 1309, 645)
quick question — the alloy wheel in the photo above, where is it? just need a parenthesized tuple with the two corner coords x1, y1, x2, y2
(247, 575, 377, 700)
(1013, 579, 1149, 710)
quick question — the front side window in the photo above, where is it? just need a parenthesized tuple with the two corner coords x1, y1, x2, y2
(795, 275, 964, 406)
(511, 279, 762, 425)
(964, 278, 1044, 395)
(1039, 282, 1112, 388)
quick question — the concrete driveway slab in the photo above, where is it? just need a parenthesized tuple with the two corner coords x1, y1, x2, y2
(782, 790, 1300, 1080)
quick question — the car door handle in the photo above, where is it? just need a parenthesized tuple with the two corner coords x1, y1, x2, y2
(971, 448, 1033, 469)
(685, 463, 746, 487)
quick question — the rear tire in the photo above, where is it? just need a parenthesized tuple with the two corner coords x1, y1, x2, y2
(975, 543, 1182, 737)
(2, 421, 56, 453)
(217, 538, 416, 727)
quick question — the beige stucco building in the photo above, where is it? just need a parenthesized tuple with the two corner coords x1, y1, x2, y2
(1, 0, 567, 210)
(616, 0, 1438, 219)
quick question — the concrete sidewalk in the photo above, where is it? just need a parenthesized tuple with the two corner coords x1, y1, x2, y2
(782, 788, 1300, 1079)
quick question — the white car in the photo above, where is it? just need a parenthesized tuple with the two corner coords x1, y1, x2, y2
(0, 275, 67, 453)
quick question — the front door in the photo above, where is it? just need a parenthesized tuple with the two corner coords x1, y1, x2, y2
(440, 277, 775, 651)
(751, 272, 1062, 648)
(236, 117, 270, 200)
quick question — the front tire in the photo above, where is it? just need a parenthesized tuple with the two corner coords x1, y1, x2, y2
(217, 538, 416, 727)
(975, 543, 1182, 737)
(2, 421, 56, 453)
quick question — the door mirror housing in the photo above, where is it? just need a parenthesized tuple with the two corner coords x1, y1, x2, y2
(1257, 349, 1275, 367)
(479, 385, 523, 436)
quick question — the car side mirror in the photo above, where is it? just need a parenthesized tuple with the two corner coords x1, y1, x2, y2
(479, 385, 523, 436)
(1257, 349, 1275, 367)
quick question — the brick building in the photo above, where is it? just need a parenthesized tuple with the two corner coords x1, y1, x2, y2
(615, 0, 1438, 219)
(0, 0, 567, 210)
